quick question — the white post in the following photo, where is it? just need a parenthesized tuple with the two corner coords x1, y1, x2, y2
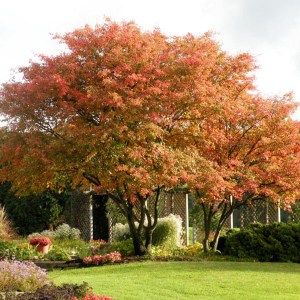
(185, 194, 189, 245)
(230, 195, 234, 229)
(89, 195, 93, 241)
(278, 200, 281, 222)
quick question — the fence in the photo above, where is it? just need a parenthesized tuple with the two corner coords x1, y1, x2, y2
(64, 190, 282, 245)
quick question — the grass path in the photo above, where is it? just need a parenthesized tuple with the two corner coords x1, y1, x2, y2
(50, 261, 300, 300)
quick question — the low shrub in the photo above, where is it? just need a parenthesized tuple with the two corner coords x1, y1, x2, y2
(152, 214, 183, 248)
(45, 246, 72, 261)
(83, 251, 122, 266)
(223, 222, 300, 262)
(80, 239, 134, 258)
(113, 214, 183, 249)
(0, 260, 49, 292)
(0, 241, 40, 261)
(151, 242, 203, 258)
(54, 223, 81, 240)
(150, 245, 174, 258)
(112, 223, 132, 242)
(28, 223, 81, 241)
(180, 242, 203, 256)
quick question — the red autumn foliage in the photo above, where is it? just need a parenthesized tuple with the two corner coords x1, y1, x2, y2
(1, 19, 300, 253)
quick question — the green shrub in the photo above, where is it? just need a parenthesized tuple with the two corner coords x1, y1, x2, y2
(152, 214, 182, 248)
(29, 223, 81, 241)
(0, 241, 41, 261)
(54, 223, 81, 240)
(97, 239, 134, 257)
(223, 222, 300, 262)
(45, 246, 72, 261)
(113, 214, 183, 249)
(113, 223, 132, 242)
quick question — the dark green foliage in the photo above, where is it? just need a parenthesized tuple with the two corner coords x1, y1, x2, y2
(4, 282, 90, 300)
(223, 223, 300, 262)
(0, 183, 66, 235)
(289, 201, 300, 223)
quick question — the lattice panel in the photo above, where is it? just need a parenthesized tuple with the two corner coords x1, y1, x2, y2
(240, 200, 279, 228)
(63, 190, 92, 241)
(108, 191, 188, 245)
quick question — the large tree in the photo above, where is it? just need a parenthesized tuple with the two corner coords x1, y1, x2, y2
(1, 20, 300, 255)
(0, 20, 212, 255)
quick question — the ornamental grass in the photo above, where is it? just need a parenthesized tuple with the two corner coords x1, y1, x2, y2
(0, 205, 15, 240)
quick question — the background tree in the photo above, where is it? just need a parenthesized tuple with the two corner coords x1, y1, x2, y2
(0, 182, 66, 235)
(185, 87, 300, 252)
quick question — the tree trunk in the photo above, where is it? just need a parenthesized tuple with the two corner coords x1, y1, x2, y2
(202, 203, 213, 253)
(212, 230, 221, 252)
(107, 189, 162, 256)
(211, 203, 235, 252)
(145, 227, 153, 251)
(126, 205, 147, 256)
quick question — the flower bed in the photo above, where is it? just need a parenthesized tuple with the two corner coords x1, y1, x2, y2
(0, 260, 49, 292)
(83, 251, 122, 266)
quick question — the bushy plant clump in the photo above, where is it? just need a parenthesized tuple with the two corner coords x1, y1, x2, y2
(0, 260, 49, 292)
(0, 241, 44, 261)
(29, 223, 81, 241)
(83, 251, 122, 266)
(150, 242, 203, 259)
(113, 214, 183, 248)
(223, 222, 300, 262)
(54, 223, 81, 240)
(86, 239, 134, 258)
(44, 246, 72, 261)
(113, 223, 132, 242)
(152, 214, 182, 248)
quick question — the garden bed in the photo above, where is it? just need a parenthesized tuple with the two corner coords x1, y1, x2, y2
(33, 259, 83, 270)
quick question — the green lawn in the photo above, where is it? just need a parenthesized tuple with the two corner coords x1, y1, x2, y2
(50, 261, 300, 300)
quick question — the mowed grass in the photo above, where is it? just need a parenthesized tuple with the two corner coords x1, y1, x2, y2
(50, 261, 300, 300)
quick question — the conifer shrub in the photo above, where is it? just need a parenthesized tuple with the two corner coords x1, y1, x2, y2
(223, 222, 300, 262)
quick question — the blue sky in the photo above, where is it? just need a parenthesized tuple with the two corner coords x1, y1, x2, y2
(1, 0, 300, 117)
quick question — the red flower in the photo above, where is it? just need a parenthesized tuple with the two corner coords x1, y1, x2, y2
(29, 236, 52, 246)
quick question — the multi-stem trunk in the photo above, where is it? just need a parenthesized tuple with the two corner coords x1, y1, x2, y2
(201, 203, 214, 253)
(108, 187, 162, 256)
